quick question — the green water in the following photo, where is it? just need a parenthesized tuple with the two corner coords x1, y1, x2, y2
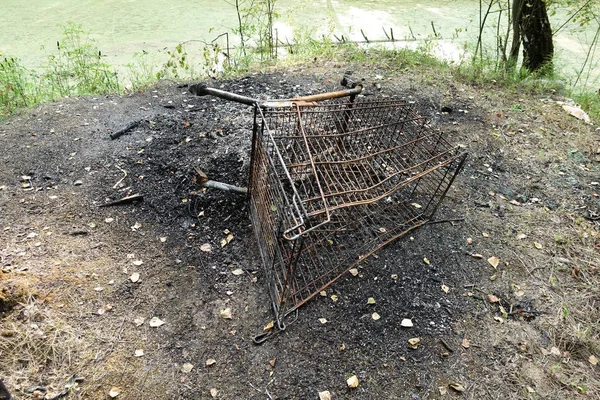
(1, 0, 598, 86)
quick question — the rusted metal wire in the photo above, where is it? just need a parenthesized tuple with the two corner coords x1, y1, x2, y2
(248, 98, 466, 332)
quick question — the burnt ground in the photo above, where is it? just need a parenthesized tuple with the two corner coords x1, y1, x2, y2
(1, 62, 599, 399)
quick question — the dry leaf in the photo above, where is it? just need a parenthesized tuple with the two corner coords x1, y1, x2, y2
(220, 238, 227, 247)
(134, 349, 144, 357)
(130, 272, 140, 283)
(105, 217, 114, 223)
(318, 390, 332, 400)
(494, 315, 504, 323)
(449, 382, 466, 392)
(391, 274, 398, 280)
(466, 237, 473, 245)
(349, 268, 359, 276)
(367, 297, 376, 304)
(347, 375, 359, 388)
(181, 363, 194, 373)
(372, 312, 381, 320)
(131, 222, 142, 231)
(264, 320, 274, 332)
(219, 308, 232, 319)
(210, 388, 218, 398)
(439, 386, 448, 395)
(268, 358, 276, 367)
(94, 286, 104, 292)
(132, 260, 143, 266)
(339, 343, 346, 351)
(534, 242, 543, 249)
(200, 243, 212, 252)
(441, 284, 449, 293)
(401, 318, 413, 328)
(206, 358, 216, 366)
(423, 257, 431, 265)
(471, 253, 484, 259)
(461, 338, 470, 348)
(319, 290, 327, 297)
(134, 317, 145, 326)
(411, 203, 422, 209)
(589, 355, 598, 365)
(379, 227, 387, 233)
(331, 294, 339, 302)
(319, 318, 328, 324)
(488, 294, 500, 303)
(487, 256, 500, 269)
(516, 233, 527, 240)
(149, 317, 165, 327)
(232, 268, 244, 276)
(108, 387, 121, 398)
(408, 337, 420, 349)
(482, 232, 490, 237)
(159, 236, 167, 242)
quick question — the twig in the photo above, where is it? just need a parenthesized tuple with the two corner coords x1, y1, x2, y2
(98, 193, 144, 207)
(191, 167, 247, 194)
(113, 165, 127, 189)
(427, 217, 465, 225)
(110, 120, 141, 140)
(440, 338, 455, 353)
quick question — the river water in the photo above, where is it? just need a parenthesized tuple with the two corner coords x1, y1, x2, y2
(1, 0, 598, 87)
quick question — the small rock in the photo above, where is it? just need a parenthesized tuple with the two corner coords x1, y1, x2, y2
(73, 180, 83, 186)
(401, 318, 413, 328)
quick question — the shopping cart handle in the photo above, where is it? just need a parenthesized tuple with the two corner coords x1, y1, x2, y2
(189, 83, 258, 106)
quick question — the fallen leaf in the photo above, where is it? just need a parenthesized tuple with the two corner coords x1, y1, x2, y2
(589, 355, 598, 365)
(268, 358, 276, 367)
(482, 232, 489, 238)
(132, 260, 143, 266)
(401, 318, 413, 328)
(349, 268, 359, 276)
(210, 388, 218, 398)
(516, 233, 527, 240)
(534, 241, 543, 249)
(347, 375, 359, 388)
(339, 343, 346, 351)
(367, 297, 376, 304)
(487, 256, 500, 269)
(105, 217, 114, 223)
(149, 317, 165, 327)
(200, 243, 212, 252)
(159, 236, 167, 242)
(206, 358, 216, 366)
(466, 237, 473, 245)
(391, 274, 398, 280)
(423, 257, 431, 265)
(488, 294, 500, 303)
(130, 272, 140, 283)
(441, 284, 449, 293)
(134, 317, 145, 326)
(372, 312, 381, 320)
(471, 253, 484, 259)
(94, 286, 104, 292)
(181, 363, 194, 373)
(331, 294, 339, 302)
(108, 387, 121, 398)
(318, 390, 332, 400)
(134, 349, 144, 357)
(219, 308, 232, 319)
(408, 337, 420, 349)
(494, 315, 504, 323)
(461, 338, 470, 348)
(439, 386, 448, 395)
(131, 222, 142, 231)
(232, 268, 244, 276)
(320, 290, 327, 297)
(379, 227, 387, 233)
(411, 203, 422, 209)
(319, 318, 328, 324)
(264, 320, 274, 332)
(449, 382, 466, 392)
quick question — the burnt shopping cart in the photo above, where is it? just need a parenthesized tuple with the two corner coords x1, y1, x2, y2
(189, 77, 467, 342)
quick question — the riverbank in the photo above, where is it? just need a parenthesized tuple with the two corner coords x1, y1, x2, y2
(1, 58, 599, 399)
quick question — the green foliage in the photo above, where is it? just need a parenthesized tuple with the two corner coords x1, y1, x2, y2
(42, 22, 119, 96)
(0, 56, 37, 115)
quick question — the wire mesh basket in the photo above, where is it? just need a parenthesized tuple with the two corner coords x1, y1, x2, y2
(190, 80, 467, 337)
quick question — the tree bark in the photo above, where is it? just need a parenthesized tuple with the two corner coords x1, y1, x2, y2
(518, 0, 554, 72)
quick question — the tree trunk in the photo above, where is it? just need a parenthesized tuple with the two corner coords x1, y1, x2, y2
(508, 0, 525, 69)
(519, 0, 554, 72)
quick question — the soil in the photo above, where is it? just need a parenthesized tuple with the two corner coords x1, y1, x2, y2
(1, 61, 599, 400)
